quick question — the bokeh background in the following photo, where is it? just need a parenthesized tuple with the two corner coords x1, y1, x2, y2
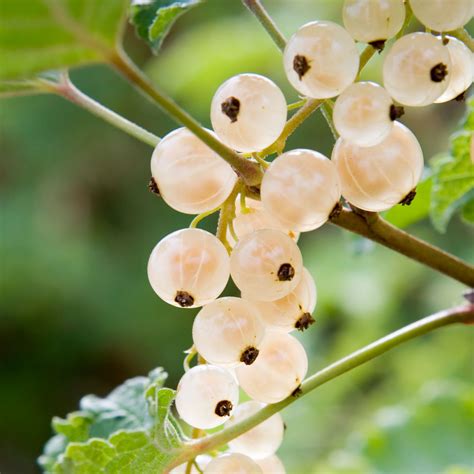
(1, 1, 473, 473)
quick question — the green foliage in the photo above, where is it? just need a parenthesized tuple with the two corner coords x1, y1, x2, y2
(430, 98, 474, 232)
(39, 368, 184, 473)
(130, 0, 202, 54)
(312, 382, 474, 473)
(0, 0, 128, 92)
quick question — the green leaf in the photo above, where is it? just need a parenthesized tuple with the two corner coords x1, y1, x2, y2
(130, 0, 202, 54)
(429, 97, 474, 232)
(461, 195, 474, 226)
(384, 176, 433, 228)
(0, 0, 128, 81)
(55, 438, 115, 473)
(54, 431, 175, 474)
(53, 412, 93, 442)
(39, 368, 174, 472)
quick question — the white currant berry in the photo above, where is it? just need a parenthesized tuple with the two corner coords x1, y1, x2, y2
(283, 21, 359, 99)
(383, 33, 451, 106)
(435, 36, 474, 103)
(332, 121, 424, 212)
(236, 331, 308, 403)
(210, 74, 287, 152)
(244, 267, 317, 333)
(170, 455, 212, 473)
(255, 455, 286, 474)
(230, 229, 303, 302)
(175, 364, 239, 429)
(227, 401, 284, 459)
(192, 297, 266, 367)
(343, 0, 406, 44)
(151, 127, 236, 214)
(204, 453, 262, 474)
(228, 197, 299, 247)
(147, 228, 229, 308)
(333, 82, 400, 147)
(409, 0, 473, 32)
(261, 149, 341, 232)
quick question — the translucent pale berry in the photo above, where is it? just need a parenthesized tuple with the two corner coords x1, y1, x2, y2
(175, 365, 239, 429)
(147, 228, 230, 308)
(435, 36, 474, 103)
(228, 196, 299, 247)
(227, 401, 284, 459)
(244, 267, 317, 333)
(151, 127, 236, 214)
(255, 455, 286, 474)
(204, 453, 262, 474)
(283, 21, 360, 99)
(236, 331, 308, 403)
(332, 122, 424, 212)
(333, 82, 397, 147)
(170, 455, 212, 473)
(261, 149, 341, 232)
(230, 229, 303, 302)
(409, 0, 473, 32)
(210, 74, 287, 152)
(192, 297, 266, 367)
(383, 33, 451, 106)
(342, 0, 405, 43)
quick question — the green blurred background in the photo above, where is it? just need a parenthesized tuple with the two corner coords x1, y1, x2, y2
(0, 1, 473, 472)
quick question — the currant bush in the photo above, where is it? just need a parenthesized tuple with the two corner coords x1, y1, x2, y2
(32, 0, 474, 471)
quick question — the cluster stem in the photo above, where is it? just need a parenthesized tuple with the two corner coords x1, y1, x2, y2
(167, 304, 473, 469)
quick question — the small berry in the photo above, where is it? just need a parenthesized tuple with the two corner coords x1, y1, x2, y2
(342, 0, 406, 43)
(230, 229, 303, 302)
(211, 74, 287, 152)
(151, 128, 236, 214)
(383, 33, 452, 106)
(176, 365, 239, 429)
(332, 122, 424, 212)
(147, 228, 230, 308)
(283, 21, 359, 99)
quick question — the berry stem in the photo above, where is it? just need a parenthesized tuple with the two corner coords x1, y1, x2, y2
(320, 100, 338, 140)
(241, 0, 287, 51)
(260, 98, 325, 156)
(216, 182, 240, 253)
(110, 50, 263, 187)
(169, 304, 473, 468)
(46, 71, 160, 147)
(331, 208, 474, 287)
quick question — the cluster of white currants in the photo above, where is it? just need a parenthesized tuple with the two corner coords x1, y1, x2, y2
(146, 0, 472, 471)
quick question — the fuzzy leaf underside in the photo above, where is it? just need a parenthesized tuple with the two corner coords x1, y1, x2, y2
(38, 368, 184, 473)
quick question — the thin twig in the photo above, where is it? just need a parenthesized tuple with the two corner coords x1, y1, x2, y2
(167, 304, 473, 469)
(48, 72, 160, 147)
(241, 0, 287, 51)
(110, 51, 263, 186)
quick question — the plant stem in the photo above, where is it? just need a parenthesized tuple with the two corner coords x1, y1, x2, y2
(168, 304, 473, 468)
(110, 51, 262, 186)
(241, 0, 287, 51)
(49, 74, 160, 147)
(260, 98, 324, 156)
(215, 182, 240, 253)
(331, 208, 474, 287)
(358, 44, 377, 74)
(321, 100, 338, 140)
